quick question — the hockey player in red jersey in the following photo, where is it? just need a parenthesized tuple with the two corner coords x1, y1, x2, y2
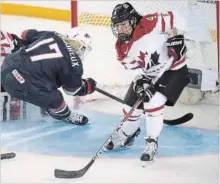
(107, 2, 190, 164)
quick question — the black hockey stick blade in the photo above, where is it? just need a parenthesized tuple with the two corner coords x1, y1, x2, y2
(54, 159, 94, 178)
(164, 113, 193, 126)
(1, 152, 16, 160)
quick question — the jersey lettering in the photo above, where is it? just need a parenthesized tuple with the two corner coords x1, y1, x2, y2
(62, 38, 79, 68)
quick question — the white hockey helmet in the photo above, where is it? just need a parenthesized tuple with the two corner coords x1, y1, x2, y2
(64, 27, 92, 60)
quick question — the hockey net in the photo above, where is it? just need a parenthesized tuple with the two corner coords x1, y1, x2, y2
(71, 0, 219, 106)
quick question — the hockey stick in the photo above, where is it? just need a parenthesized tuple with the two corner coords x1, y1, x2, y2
(54, 97, 143, 178)
(95, 87, 124, 104)
(54, 57, 175, 179)
(1, 152, 16, 160)
(95, 87, 193, 126)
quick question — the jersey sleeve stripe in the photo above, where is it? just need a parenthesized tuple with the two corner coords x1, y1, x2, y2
(168, 11, 174, 29)
(161, 13, 166, 32)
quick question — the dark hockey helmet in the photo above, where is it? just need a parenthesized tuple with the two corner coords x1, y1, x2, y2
(111, 2, 141, 41)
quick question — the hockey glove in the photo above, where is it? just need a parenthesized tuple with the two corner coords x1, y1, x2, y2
(81, 78, 97, 95)
(133, 75, 156, 103)
(166, 35, 187, 62)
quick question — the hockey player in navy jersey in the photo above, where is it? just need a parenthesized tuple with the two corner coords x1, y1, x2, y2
(1, 27, 97, 125)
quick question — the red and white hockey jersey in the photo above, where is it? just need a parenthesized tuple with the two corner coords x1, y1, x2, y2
(1, 31, 15, 64)
(116, 12, 187, 79)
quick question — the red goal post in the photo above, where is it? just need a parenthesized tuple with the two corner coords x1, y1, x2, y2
(71, 1, 77, 28)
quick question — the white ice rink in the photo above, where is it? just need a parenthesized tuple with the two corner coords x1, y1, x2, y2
(1, 15, 219, 183)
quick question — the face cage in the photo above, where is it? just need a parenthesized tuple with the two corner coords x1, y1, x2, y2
(111, 24, 132, 41)
(68, 39, 92, 57)
(78, 45, 92, 61)
(111, 17, 136, 41)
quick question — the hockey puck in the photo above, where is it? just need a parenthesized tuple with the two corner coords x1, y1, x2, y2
(1, 152, 16, 160)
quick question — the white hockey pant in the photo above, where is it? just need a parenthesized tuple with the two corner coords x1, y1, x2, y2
(144, 92, 167, 139)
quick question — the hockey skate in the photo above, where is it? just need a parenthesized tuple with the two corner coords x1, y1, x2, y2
(106, 127, 141, 151)
(140, 137, 158, 167)
(64, 111, 88, 125)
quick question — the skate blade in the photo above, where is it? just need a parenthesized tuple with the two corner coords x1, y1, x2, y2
(104, 146, 131, 152)
(141, 158, 156, 168)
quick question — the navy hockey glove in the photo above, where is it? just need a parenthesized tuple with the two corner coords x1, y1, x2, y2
(82, 78, 97, 95)
(133, 75, 156, 103)
(166, 35, 187, 62)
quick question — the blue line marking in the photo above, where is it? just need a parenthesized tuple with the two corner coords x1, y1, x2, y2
(1, 107, 219, 158)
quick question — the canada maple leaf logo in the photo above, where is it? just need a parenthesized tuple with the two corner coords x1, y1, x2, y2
(138, 51, 147, 68)
(130, 51, 148, 70)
